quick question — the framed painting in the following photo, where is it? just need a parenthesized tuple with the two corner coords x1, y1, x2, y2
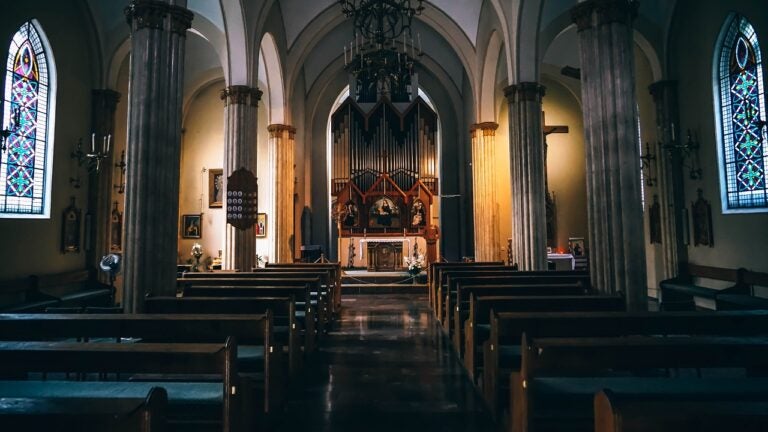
(256, 213, 267, 237)
(209, 168, 223, 208)
(181, 214, 202, 239)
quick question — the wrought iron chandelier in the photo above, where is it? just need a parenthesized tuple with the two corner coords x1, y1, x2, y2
(339, 0, 425, 100)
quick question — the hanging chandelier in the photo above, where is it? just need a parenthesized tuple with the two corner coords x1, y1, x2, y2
(339, 0, 425, 101)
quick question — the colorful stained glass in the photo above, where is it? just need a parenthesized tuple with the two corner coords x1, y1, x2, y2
(717, 16, 768, 211)
(1, 21, 51, 216)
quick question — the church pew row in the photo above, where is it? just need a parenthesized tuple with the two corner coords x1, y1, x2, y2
(450, 282, 590, 353)
(145, 296, 302, 378)
(185, 268, 337, 318)
(177, 276, 327, 330)
(440, 272, 591, 328)
(593, 388, 768, 432)
(513, 335, 768, 432)
(0, 313, 284, 422)
(483, 310, 768, 421)
(428, 262, 504, 309)
(433, 265, 511, 316)
(0, 339, 242, 432)
(462, 294, 625, 383)
(177, 279, 320, 350)
(0, 387, 168, 432)
(264, 263, 343, 314)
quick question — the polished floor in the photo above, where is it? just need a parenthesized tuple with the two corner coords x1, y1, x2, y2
(273, 293, 500, 431)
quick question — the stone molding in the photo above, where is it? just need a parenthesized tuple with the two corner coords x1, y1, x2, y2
(571, 0, 638, 32)
(125, 1, 193, 34)
(267, 124, 297, 139)
(470, 122, 499, 138)
(220, 86, 263, 107)
(504, 82, 546, 103)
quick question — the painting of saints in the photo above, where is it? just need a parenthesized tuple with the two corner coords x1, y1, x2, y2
(411, 199, 426, 227)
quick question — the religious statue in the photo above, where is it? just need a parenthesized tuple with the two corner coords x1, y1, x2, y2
(347, 241, 356, 268)
(649, 195, 662, 244)
(110, 201, 122, 252)
(692, 189, 713, 247)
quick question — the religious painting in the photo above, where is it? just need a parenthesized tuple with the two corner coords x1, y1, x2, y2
(568, 237, 585, 257)
(410, 199, 426, 227)
(62, 197, 81, 253)
(692, 189, 714, 247)
(649, 195, 662, 244)
(368, 196, 400, 228)
(110, 201, 122, 252)
(341, 200, 359, 228)
(256, 213, 267, 237)
(181, 214, 202, 239)
(209, 169, 223, 208)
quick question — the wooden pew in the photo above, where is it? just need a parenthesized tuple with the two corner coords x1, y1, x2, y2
(594, 388, 768, 432)
(0, 338, 240, 432)
(441, 272, 590, 328)
(659, 263, 749, 310)
(432, 264, 510, 317)
(0, 387, 167, 432)
(428, 262, 504, 310)
(514, 335, 768, 432)
(145, 296, 302, 377)
(483, 310, 768, 419)
(264, 263, 342, 313)
(0, 313, 281, 419)
(451, 281, 589, 348)
(463, 294, 625, 383)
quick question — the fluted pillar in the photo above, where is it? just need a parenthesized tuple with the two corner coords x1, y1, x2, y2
(505, 83, 548, 270)
(572, 0, 647, 310)
(122, 0, 192, 312)
(470, 122, 500, 262)
(649, 80, 687, 279)
(269, 124, 296, 263)
(88, 89, 121, 277)
(221, 86, 262, 271)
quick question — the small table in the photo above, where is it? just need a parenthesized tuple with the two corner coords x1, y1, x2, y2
(547, 253, 575, 271)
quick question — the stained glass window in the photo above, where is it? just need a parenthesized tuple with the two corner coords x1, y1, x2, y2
(715, 15, 768, 213)
(0, 21, 55, 218)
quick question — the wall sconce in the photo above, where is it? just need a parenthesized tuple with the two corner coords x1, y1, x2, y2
(661, 124, 702, 180)
(113, 150, 126, 194)
(71, 133, 112, 174)
(639, 142, 657, 187)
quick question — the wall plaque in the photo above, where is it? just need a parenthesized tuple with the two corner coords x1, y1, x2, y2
(226, 167, 258, 230)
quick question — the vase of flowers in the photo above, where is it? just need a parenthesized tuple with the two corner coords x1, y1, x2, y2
(405, 254, 424, 277)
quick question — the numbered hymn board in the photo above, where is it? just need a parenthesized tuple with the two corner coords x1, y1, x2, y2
(226, 168, 258, 230)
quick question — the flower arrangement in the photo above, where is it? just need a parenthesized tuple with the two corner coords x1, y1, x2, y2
(190, 242, 204, 272)
(405, 254, 425, 276)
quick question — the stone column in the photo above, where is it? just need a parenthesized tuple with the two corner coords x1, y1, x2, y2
(505, 83, 548, 270)
(470, 122, 500, 262)
(221, 85, 262, 271)
(268, 124, 296, 263)
(88, 89, 121, 277)
(649, 80, 687, 279)
(572, 0, 647, 310)
(123, 0, 193, 312)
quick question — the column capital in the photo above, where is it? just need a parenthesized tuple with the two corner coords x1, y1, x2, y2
(92, 89, 121, 110)
(504, 82, 546, 103)
(125, 0, 168, 31)
(648, 80, 678, 102)
(220, 85, 263, 107)
(268, 124, 297, 138)
(571, 0, 638, 32)
(168, 5, 194, 35)
(470, 122, 499, 138)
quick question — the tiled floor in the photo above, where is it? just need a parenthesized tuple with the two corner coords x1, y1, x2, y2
(272, 293, 500, 431)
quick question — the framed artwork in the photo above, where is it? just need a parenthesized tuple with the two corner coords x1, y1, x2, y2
(368, 196, 401, 228)
(181, 214, 202, 239)
(209, 168, 223, 208)
(692, 189, 713, 247)
(62, 197, 81, 253)
(568, 237, 586, 257)
(256, 213, 267, 237)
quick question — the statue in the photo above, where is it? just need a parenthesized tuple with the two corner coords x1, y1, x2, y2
(347, 241, 356, 268)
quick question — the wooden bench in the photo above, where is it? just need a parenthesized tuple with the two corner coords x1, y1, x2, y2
(145, 296, 302, 377)
(0, 387, 167, 431)
(432, 265, 511, 317)
(659, 263, 749, 310)
(483, 310, 768, 419)
(0, 313, 281, 419)
(0, 338, 241, 432)
(514, 335, 768, 432)
(428, 262, 504, 310)
(462, 294, 624, 383)
(450, 282, 589, 353)
(594, 388, 768, 432)
(264, 263, 342, 313)
(0, 269, 112, 312)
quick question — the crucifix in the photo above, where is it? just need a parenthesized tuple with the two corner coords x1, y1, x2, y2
(542, 112, 569, 248)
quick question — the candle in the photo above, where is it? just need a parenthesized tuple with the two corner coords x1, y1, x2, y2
(107, 134, 111, 153)
(91, 133, 95, 153)
(102, 135, 107, 153)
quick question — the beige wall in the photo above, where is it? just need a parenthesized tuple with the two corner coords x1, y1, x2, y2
(669, 0, 768, 274)
(0, 3, 95, 282)
(178, 80, 225, 266)
(541, 77, 588, 253)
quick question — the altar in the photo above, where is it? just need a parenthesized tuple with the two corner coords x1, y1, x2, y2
(339, 237, 424, 271)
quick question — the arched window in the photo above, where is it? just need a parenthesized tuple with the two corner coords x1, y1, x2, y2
(714, 15, 767, 213)
(0, 20, 56, 218)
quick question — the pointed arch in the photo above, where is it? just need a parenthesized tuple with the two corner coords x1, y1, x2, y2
(713, 14, 768, 213)
(0, 20, 57, 218)
(480, 31, 503, 121)
(259, 32, 285, 124)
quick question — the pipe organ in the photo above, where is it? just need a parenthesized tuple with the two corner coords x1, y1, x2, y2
(330, 97, 438, 242)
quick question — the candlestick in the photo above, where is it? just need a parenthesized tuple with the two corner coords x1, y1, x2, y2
(91, 133, 95, 153)
(107, 134, 111, 153)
